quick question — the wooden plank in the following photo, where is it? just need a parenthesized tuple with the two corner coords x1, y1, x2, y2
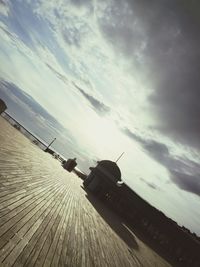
(0, 184, 62, 250)
(58, 188, 78, 267)
(50, 195, 74, 267)
(0, 181, 61, 225)
(1, 187, 67, 266)
(43, 193, 74, 267)
(24, 190, 71, 267)
(12, 189, 69, 267)
(0, 180, 61, 216)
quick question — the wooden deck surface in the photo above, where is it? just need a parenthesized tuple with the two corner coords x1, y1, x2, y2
(0, 117, 171, 267)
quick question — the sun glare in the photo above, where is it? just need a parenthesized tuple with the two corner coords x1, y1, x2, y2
(82, 116, 124, 157)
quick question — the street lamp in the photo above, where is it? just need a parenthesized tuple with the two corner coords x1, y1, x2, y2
(45, 137, 56, 151)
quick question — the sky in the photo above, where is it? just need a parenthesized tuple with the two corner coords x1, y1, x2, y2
(0, 0, 200, 235)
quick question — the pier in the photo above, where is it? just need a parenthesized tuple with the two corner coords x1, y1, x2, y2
(0, 117, 171, 267)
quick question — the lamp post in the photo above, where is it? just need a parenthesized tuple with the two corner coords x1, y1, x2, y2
(45, 137, 56, 151)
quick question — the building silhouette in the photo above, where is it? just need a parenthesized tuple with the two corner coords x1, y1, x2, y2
(83, 160, 200, 267)
(0, 99, 7, 114)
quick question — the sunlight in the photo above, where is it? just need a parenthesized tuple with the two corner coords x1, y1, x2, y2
(78, 114, 129, 160)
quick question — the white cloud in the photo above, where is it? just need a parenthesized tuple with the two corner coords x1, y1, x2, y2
(0, 0, 9, 16)
(34, 0, 155, 131)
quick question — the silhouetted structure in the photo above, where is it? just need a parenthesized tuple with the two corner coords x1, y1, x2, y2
(83, 160, 122, 194)
(0, 99, 7, 114)
(83, 160, 200, 267)
(13, 124, 21, 130)
(45, 147, 55, 155)
(62, 158, 77, 172)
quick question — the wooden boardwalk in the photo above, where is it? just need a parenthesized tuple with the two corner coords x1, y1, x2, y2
(0, 117, 171, 267)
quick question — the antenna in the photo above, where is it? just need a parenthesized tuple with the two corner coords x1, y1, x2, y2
(115, 152, 125, 163)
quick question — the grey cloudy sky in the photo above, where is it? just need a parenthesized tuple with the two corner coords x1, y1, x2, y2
(0, 0, 200, 235)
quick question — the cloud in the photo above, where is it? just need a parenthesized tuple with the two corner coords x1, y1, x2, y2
(45, 63, 69, 85)
(122, 127, 169, 162)
(0, 0, 9, 16)
(139, 177, 160, 190)
(74, 83, 110, 116)
(0, 79, 64, 130)
(45, 63, 111, 118)
(123, 127, 200, 196)
(97, 0, 200, 150)
(171, 171, 200, 197)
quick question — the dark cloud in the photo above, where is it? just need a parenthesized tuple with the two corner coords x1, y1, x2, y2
(99, 0, 200, 149)
(0, 0, 7, 7)
(139, 177, 160, 190)
(122, 127, 200, 196)
(74, 83, 110, 116)
(46, 63, 69, 84)
(122, 127, 169, 163)
(171, 171, 200, 197)
(0, 23, 13, 39)
(46, 65, 110, 116)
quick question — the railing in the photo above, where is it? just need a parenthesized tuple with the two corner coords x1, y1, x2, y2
(1, 111, 48, 151)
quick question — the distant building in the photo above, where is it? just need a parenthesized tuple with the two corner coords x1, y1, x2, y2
(62, 158, 77, 172)
(0, 99, 7, 114)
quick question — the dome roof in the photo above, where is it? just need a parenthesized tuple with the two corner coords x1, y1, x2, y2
(96, 160, 121, 181)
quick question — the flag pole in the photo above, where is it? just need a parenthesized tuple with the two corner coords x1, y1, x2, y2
(115, 152, 125, 163)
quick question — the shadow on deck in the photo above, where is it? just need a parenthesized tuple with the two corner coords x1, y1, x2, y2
(81, 186, 139, 251)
